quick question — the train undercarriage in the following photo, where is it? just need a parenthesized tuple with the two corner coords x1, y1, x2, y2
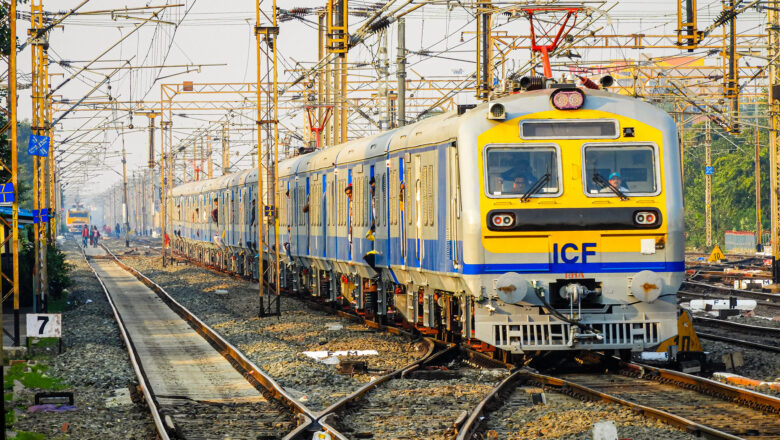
(170, 238, 705, 369)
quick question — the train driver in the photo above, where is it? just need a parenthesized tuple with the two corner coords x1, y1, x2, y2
(500, 161, 536, 194)
(600, 171, 630, 193)
(511, 176, 530, 193)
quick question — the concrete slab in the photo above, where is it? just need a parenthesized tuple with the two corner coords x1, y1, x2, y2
(90, 260, 264, 405)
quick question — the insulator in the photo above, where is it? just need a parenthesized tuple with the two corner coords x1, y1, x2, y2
(289, 7, 309, 15)
(369, 17, 391, 33)
(579, 76, 599, 90)
(519, 76, 545, 91)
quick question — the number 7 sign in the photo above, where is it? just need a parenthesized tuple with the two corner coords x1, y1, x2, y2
(26, 314, 61, 338)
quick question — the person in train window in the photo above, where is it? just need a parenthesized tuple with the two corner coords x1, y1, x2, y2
(345, 183, 353, 244)
(367, 177, 376, 241)
(211, 198, 218, 222)
(500, 160, 536, 188)
(249, 198, 256, 227)
(600, 171, 629, 193)
(511, 176, 530, 194)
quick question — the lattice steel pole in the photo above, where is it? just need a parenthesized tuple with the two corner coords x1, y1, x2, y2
(4, 0, 21, 345)
(30, 0, 48, 311)
(705, 119, 712, 248)
(47, 71, 56, 240)
(769, 1, 780, 266)
(256, 0, 280, 316)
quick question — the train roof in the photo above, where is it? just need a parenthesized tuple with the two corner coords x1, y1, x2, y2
(173, 87, 673, 192)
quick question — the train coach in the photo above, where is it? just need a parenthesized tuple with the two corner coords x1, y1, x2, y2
(171, 82, 695, 358)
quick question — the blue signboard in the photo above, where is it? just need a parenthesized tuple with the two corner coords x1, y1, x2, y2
(0, 183, 15, 204)
(32, 208, 49, 224)
(27, 134, 50, 157)
(704, 166, 714, 175)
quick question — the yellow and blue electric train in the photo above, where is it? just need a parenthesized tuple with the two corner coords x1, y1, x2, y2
(171, 81, 694, 357)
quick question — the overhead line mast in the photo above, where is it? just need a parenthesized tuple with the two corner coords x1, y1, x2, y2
(30, 0, 49, 311)
(256, 0, 281, 317)
(769, 1, 780, 277)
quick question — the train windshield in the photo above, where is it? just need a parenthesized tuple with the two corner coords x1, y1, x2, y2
(485, 146, 560, 197)
(69, 212, 89, 218)
(583, 145, 658, 195)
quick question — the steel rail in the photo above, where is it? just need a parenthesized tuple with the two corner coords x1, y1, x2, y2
(317, 340, 442, 440)
(104, 241, 447, 439)
(98, 244, 318, 438)
(621, 361, 780, 413)
(457, 359, 780, 440)
(523, 371, 745, 440)
(693, 316, 780, 337)
(682, 280, 780, 304)
(79, 241, 170, 440)
(696, 331, 780, 353)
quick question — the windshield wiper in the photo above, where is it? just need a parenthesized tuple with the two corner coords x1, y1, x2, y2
(520, 173, 551, 202)
(592, 173, 628, 200)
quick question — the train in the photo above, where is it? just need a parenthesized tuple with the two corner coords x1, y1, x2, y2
(170, 81, 698, 359)
(65, 207, 90, 233)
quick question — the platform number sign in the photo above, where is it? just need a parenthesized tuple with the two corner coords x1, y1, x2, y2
(26, 313, 61, 338)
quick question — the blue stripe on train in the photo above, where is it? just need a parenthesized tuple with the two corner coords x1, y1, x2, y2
(460, 261, 685, 274)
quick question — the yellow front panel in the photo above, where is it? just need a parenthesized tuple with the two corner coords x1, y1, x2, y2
(478, 109, 667, 255)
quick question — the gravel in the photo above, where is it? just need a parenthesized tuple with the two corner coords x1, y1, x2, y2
(110, 251, 427, 412)
(335, 368, 508, 440)
(482, 385, 696, 440)
(701, 339, 780, 384)
(691, 312, 780, 393)
(10, 238, 156, 439)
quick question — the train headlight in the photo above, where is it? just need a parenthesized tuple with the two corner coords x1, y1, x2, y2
(490, 213, 515, 229)
(551, 88, 585, 110)
(496, 272, 530, 304)
(630, 270, 663, 303)
(634, 210, 658, 226)
(487, 103, 507, 120)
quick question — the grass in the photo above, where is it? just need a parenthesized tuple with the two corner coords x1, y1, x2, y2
(4, 362, 66, 391)
(27, 338, 59, 349)
(46, 293, 70, 312)
(15, 432, 47, 440)
(4, 360, 69, 438)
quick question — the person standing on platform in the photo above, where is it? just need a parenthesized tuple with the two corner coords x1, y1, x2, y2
(82, 225, 89, 247)
(92, 226, 100, 248)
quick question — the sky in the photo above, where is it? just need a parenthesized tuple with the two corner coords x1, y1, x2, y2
(9, 0, 768, 206)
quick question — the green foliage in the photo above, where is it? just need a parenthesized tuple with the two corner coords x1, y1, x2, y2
(4, 362, 65, 391)
(17, 241, 71, 304)
(15, 432, 47, 440)
(46, 244, 71, 300)
(682, 120, 768, 250)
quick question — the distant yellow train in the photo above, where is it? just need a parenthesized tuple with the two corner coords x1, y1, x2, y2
(65, 208, 90, 233)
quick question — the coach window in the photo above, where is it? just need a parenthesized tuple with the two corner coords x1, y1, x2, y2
(583, 144, 659, 196)
(484, 145, 561, 198)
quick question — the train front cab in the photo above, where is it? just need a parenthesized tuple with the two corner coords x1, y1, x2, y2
(465, 89, 686, 355)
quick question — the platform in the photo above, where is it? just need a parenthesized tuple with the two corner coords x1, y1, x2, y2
(88, 256, 265, 405)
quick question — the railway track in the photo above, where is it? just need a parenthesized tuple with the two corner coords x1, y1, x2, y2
(84, 243, 313, 439)
(693, 316, 780, 353)
(319, 345, 511, 440)
(459, 359, 780, 439)
(99, 242, 450, 437)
